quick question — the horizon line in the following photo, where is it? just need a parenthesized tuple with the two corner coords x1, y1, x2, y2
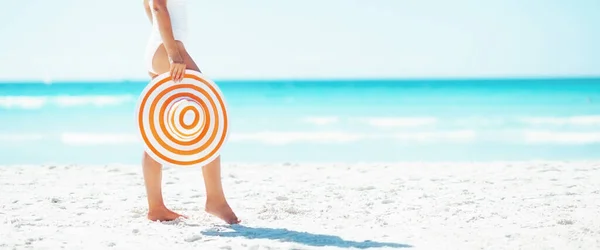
(1, 74, 600, 84)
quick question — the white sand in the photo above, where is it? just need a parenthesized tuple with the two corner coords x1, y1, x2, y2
(1, 161, 600, 250)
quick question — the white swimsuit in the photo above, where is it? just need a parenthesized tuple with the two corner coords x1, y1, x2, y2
(145, 0, 188, 74)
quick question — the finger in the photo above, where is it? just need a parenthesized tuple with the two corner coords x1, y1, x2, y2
(175, 66, 182, 82)
(177, 65, 185, 82)
(180, 65, 186, 78)
(171, 66, 179, 82)
(179, 65, 186, 81)
(170, 65, 176, 80)
(173, 66, 179, 82)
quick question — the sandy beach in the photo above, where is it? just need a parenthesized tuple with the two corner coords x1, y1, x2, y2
(1, 161, 599, 250)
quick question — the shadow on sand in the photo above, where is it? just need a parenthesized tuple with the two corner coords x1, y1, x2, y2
(201, 225, 412, 249)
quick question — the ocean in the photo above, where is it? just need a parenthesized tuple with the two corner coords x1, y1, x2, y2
(1, 78, 599, 165)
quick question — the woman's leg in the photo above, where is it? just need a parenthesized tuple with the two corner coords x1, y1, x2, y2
(143, 41, 239, 224)
(201, 156, 240, 224)
(176, 43, 240, 224)
(144, 152, 185, 221)
(143, 44, 186, 221)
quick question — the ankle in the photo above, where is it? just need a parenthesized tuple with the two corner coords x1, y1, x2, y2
(205, 196, 227, 205)
(148, 203, 168, 212)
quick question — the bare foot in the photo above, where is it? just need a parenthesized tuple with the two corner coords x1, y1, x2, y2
(205, 200, 240, 224)
(147, 207, 187, 222)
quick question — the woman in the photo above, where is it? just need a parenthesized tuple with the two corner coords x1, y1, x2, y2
(142, 0, 240, 224)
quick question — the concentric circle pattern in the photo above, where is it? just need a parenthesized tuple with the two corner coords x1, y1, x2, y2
(135, 70, 229, 167)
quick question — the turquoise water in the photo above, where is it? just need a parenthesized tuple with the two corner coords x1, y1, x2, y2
(1, 78, 599, 165)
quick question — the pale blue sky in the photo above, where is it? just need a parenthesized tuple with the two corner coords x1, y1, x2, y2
(0, 0, 599, 81)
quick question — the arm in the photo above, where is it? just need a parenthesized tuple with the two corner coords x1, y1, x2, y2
(143, 0, 152, 24)
(151, 0, 183, 63)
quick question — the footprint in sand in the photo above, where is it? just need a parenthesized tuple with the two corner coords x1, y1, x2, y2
(184, 235, 203, 242)
(557, 219, 575, 225)
(355, 186, 376, 191)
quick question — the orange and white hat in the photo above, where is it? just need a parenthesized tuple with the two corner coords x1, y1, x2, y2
(135, 70, 230, 167)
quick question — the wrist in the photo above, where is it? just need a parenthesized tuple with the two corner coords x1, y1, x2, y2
(168, 54, 183, 64)
(166, 44, 182, 63)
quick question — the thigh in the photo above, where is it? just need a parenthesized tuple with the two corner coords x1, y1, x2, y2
(151, 41, 202, 76)
(176, 42, 201, 73)
(151, 44, 171, 76)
